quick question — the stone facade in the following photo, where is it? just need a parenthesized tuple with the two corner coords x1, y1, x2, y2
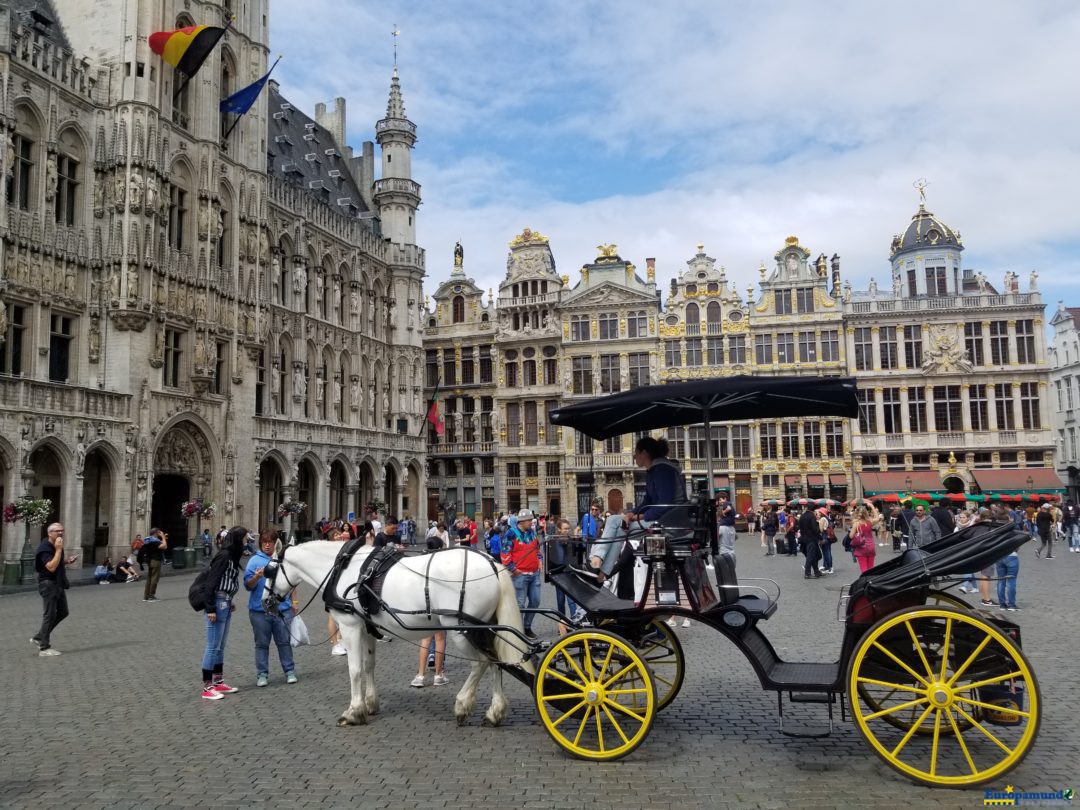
(1048, 304, 1080, 501)
(423, 199, 1057, 525)
(0, 0, 424, 565)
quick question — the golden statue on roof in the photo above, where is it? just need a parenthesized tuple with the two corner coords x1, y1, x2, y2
(509, 228, 549, 247)
(597, 243, 618, 258)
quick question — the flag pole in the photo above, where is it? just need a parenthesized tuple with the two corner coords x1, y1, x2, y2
(221, 54, 281, 140)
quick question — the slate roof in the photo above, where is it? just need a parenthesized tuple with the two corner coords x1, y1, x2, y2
(266, 84, 370, 218)
(890, 205, 962, 257)
(10, 0, 71, 51)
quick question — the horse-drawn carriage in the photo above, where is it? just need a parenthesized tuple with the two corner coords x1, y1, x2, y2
(263, 376, 1039, 789)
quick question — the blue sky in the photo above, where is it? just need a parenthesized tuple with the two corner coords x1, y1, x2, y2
(270, 0, 1080, 308)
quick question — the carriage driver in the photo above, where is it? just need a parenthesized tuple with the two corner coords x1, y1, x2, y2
(590, 505, 641, 601)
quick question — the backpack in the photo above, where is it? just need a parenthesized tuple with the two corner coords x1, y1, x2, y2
(188, 568, 210, 611)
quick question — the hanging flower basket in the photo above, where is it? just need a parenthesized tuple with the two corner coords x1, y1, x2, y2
(365, 500, 387, 516)
(3, 496, 53, 525)
(181, 499, 217, 519)
(277, 501, 306, 520)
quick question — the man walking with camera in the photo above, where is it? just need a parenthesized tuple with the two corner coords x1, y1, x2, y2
(32, 522, 77, 656)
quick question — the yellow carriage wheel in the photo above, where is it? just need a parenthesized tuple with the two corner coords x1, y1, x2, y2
(848, 607, 1040, 787)
(857, 594, 973, 736)
(535, 630, 656, 761)
(632, 619, 685, 712)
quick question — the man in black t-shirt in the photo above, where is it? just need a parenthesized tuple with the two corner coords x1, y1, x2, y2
(374, 515, 400, 548)
(33, 522, 77, 656)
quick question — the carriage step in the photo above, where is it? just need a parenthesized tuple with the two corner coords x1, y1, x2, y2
(788, 692, 832, 704)
(776, 690, 843, 738)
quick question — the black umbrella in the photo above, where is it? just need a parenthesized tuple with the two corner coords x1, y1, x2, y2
(548, 375, 859, 441)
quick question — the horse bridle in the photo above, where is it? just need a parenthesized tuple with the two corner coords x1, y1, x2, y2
(262, 543, 298, 615)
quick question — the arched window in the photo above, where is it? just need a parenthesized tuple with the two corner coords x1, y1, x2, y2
(54, 128, 83, 226)
(318, 268, 329, 320)
(167, 160, 192, 250)
(7, 105, 40, 211)
(338, 360, 348, 422)
(276, 243, 290, 306)
(685, 302, 700, 324)
(219, 50, 235, 145)
(277, 347, 289, 416)
(452, 295, 465, 323)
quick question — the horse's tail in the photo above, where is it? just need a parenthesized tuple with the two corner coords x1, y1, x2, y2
(493, 565, 535, 676)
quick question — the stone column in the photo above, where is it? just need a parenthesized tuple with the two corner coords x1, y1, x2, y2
(472, 457, 482, 521)
(394, 484, 405, 521)
(346, 483, 359, 521)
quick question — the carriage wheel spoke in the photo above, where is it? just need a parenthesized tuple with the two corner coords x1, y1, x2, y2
(560, 648, 590, 685)
(606, 688, 649, 696)
(929, 708, 943, 776)
(953, 705, 1014, 755)
(603, 661, 640, 689)
(871, 641, 930, 686)
(597, 642, 616, 682)
(904, 620, 935, 680)
(856, 677, 925, 694)
(572, 707, 592, 747)
(953, 672, 1025, 693)
(551, 700, 588, 728)
(594, 703, 605, 752)
(947, 708, 978, 775)
(602, 704, 631, 746)
(954, 695, 1031, 719)
(863, 696, 929, 722)
(582, 639, 595, 680)
(604, 698, 647, 723)
(939, 617, 953, 680)
(652, 673, 676, 688)
(890, 704, 935, 758)
(542, 691, 585, 702)
(545, 668, 588, 692)
(946, 635, 992, 687)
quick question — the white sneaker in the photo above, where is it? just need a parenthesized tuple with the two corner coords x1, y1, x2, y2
(410, 674, 426, 688)
(666, 618, 678, 627)
(433, 673, 449, 686)
(39, 648, 61, 657)
(331, 643, 347, 656)
(681, 619, 691, 628)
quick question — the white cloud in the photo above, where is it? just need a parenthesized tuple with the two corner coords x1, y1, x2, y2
(270, 0, 1080, 307)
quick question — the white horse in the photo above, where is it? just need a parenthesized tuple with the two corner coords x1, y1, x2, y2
(262, 540, 534, 727)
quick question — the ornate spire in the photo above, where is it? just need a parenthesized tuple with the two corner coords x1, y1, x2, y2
(386, 66, 405, 119)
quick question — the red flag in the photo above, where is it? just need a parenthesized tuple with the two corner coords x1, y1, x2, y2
(426, 388, 444, 435)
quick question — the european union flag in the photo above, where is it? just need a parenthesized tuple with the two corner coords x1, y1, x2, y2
(220, 56, 280, 116)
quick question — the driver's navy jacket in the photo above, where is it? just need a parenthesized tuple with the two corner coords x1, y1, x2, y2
(244, 549, 291, 615)
(634, 458, 687, 522)
(501, 526, 541, 574)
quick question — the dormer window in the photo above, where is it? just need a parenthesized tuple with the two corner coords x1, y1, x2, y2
(686, 283, 697, 294)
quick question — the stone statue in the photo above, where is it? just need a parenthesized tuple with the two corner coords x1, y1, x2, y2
(332, 277, 341, 318)
(1005, 271, 1019, 294)
(224, 478, 234, 513)
(127, 263, 139, 299)
(195, 291, 207, 320)
(868, 277, 877, 296)
(454, 241, 464, 268)
(842, 280, 852, 303)
(785, 254, 799, 276)
(349, 287, 359, 316)
(1029, 270, 1039, 291)
(976, 272, 988, 293)
(110, 268, 122, 301)
(74, 442, 86, 476)
(271, 254, 280, 286)
(65, 265, 76, 297)
(154, 325, 164, 359)
(194, 337, 207, 370)
(333, 375, 342, 411)
(44, 154, 58, 202)
(350, 376, 361, 410)
(315, 370, 325, 409)
(145, 174, 159, 214)
(198, 202, 210, 235)
(136, 475, 147, 516)
(20, 424, 32, 466)
(259, 229, 270, 258)
(0, 297, 7, 336)
(892, 268, 901, 296)
(93, 177, 105, 210)
(315, 272, 325, 310)
(128, 169, 143, 211)
(293, 264, 307, 298)
(88, 319, 100, 360)
(383, 387, 390, 416)
(489, 408, 499, 436)
(213, 206, 225, 241)
(293, 364, 306, 400)
(270, 361, 281, 402)
(112, 173, 126, 211)
(367, 384, 375, 417)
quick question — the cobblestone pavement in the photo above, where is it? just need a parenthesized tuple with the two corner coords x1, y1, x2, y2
(0, 536, 1077, 809)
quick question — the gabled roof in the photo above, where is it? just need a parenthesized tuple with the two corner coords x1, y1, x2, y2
(11, 0, 70, 50)
(266, 85, 369, 217)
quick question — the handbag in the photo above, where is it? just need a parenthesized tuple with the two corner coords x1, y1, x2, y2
(289, 614, 311, 647)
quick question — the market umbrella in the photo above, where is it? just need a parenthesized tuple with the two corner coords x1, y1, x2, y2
(814, 498, 839, 508)
(759, 499, 784, 506)
(844, 498, 871, 508)
(871, 493, 901, 503)
(787, 498, 813, 508)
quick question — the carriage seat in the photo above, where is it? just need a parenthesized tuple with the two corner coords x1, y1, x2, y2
(712, 553, 777, 619)
(549, 569, 640, 617)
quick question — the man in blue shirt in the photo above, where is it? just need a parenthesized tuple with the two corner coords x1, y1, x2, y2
(579, 502, 601, 557)
(244, 532, 297, 687)
(33, 522, 76, 656)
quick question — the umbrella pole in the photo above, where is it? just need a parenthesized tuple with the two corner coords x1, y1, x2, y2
(704, 409, 716, 500)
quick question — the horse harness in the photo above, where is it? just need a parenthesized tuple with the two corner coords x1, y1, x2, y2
(322, 542, 501, 631)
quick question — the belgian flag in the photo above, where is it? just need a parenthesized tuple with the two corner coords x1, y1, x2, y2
(149, 23, 230, 95)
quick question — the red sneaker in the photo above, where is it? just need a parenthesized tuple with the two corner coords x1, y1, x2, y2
(201, 687, 224, 700)
(211, 682, 238, 694)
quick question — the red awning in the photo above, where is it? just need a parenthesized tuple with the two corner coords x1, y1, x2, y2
(807, 474, 824, 485)
(972, 468, 1066, 492)
(829, 474, 847, 485)
(859, 471, 943, 493)
(784, 475, 801, 486)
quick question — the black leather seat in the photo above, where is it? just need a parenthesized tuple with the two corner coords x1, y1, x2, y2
(713, 553, 775, 619)
(549, 569, 639, 617)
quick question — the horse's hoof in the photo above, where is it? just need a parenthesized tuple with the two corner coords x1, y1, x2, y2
(337, 716, 351, 727)
(481, 716, 496, 727)
(456, 714, 469, 727)
(365, 699, 380, 716)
